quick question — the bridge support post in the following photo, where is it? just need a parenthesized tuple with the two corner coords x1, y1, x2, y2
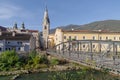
(80, 42, 82, 54)
(77, 41, 79, 58)
(62, 43, 64, 54)
(98, 42, 101, 54)
(90, 41, 93, 60)
(59, 45, 60, 54)
(68, 41, 71, 56)
(113, 42, 115, 65)
(115, 44, 117, 55)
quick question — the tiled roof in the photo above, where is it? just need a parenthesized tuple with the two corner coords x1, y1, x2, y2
(0, 32, 31, 40)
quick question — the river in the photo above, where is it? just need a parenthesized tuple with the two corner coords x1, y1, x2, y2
(0, 70, 120, 80)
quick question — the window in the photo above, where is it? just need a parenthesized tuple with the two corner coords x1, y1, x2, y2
(7, 42, 10, 44)
(44, 26, 47, 29)
(93, 36, 95, 40)
(106, 37, 108, 40)
(69, 36, 71, 39)
(83, 36, 85, 40)
(18, 47, 20, 51)
(18, 42, 22, 44)
(74, 36, 77, 39)
(83, 45, 85, 48)
(99, 37, 102, 40)
(20, 42, 22, 44)
(71, 36, 77, 41)
(93, 45, 95, 48)
(64, 36, 66, 39)
(69, 36, 71, 40)
(114, 37, 116, 40)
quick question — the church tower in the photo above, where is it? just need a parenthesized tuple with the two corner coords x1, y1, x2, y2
(13, 22, 18, 30)
(21, 22, 25, 30)
(42, 7, 50, 49)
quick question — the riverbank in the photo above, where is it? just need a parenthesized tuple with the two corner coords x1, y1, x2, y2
(2, 68, 120, 80)
(0, 50, 120, 80)
(0, 61, 84, 75)
(0, 62, 86, 80)
(0, 63, 120, 80)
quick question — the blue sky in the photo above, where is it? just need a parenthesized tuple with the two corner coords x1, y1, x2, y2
(0, 0, 120, 31)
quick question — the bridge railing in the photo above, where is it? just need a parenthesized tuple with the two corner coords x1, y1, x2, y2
(47, 40, 120, 74)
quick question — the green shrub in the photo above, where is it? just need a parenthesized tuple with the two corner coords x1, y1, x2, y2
(50, 58, 59, 65)
(27, 50, 49, 68)
(0, 50, 20, 71)
(39, 55, 49, 64)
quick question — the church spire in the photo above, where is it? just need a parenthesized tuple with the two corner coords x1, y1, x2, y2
(43, 6, 50, 26)
(42, 6, 50, 49)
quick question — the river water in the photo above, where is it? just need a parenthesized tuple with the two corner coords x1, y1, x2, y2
(0, 70, 120, 80)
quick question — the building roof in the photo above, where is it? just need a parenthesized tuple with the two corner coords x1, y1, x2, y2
(0, 26, 7, 31)
(62, 29, 120, 34)
(0, 32, 31, 40)
(28, 30, 39, 33)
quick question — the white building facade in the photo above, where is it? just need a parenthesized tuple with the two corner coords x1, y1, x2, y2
(0, 31, 35, 53)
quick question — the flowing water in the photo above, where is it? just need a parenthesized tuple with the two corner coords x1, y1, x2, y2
(0, 70, 120, 80)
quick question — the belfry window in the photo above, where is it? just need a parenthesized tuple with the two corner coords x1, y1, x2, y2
(44, 26, 47, 29)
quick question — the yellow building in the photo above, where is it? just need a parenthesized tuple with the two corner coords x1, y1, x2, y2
(48, 28, 120, 52)
(48, 34, 55, 48)
(54, 28, 120, 45)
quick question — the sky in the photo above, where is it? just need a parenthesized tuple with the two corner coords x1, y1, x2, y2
(0, 0, 120, 31)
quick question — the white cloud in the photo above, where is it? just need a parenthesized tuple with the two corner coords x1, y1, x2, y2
(0, 3, 21, 19)
(0, 3, 33, 19)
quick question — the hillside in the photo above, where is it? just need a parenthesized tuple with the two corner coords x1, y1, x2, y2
(50, 20, 120, 33)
